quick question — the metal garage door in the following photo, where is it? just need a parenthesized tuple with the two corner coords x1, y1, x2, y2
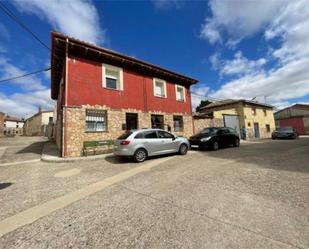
(223, 115, 240, 136)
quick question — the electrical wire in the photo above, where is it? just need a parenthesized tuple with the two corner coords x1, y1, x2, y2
(0, 67, 51, 83)
(0, 1, 50, 51)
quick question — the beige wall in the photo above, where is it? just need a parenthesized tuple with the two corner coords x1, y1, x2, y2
(242, 106, 275, 139)
(208, 103, 276, 139)
(0, 113, 4, 137)
(63, 105, 194, 157)
(213, 107, 239, 119)
(24, 111, 54, 136)
(193, 118, 224, 134)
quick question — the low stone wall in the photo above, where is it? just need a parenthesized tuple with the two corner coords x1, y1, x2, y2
(63, 105, 194, 157)
(193, 118, 223, 134)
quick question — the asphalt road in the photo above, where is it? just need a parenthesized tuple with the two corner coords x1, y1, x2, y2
(0, 136, 308, 249)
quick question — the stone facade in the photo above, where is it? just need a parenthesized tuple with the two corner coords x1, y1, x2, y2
(62, 105, 194, 157)
(0, 112, 4, 137)
(193, 118, 224, 133)
(24, 111, 54, 136)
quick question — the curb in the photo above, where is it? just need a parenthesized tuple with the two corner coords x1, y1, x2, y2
(41, 142, 113, 163)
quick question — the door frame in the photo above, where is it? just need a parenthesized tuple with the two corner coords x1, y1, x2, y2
(254, 122, 260, 138)
(125, 113, 138, 130)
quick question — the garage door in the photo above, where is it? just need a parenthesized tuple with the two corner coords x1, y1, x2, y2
(223, 115, 240, 136)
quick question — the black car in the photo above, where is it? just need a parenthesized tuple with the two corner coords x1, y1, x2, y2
(189, 127, 240, 151)
(272, 127, 298, 139)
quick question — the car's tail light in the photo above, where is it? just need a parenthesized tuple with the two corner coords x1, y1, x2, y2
(120, 140, 130, 145)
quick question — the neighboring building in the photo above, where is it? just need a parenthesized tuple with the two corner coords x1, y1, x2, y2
(3, 115, 24, 136)
(51, 32, 197, 157)
(0, 112, 4, 137)
(196, 99, 276, 139)
(23, 108, 54, 136)
(274, 104, 309, 135)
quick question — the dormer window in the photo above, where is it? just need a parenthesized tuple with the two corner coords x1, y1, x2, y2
(153, 78, 167, 98)
(175, 85, 185, 102)
(102, 64, 123, 90)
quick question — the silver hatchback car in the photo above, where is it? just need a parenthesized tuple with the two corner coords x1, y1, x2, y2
(113, 129, 190, 162)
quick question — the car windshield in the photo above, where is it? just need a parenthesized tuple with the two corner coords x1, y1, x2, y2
(277, 127, 293, 132)
(117, 131, 133, 140)
(198, 128, 217, 135)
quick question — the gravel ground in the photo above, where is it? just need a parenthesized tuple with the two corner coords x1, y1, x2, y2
(0, 136, 308, 249)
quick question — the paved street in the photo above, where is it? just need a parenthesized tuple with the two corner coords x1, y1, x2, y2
(0, 136, 47, 165)
(0, 137, 308, 249)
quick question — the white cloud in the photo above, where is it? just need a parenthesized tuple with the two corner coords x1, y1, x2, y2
(220, 51, 266, 76)
(265, 0, 309, 63)
(12, 0, 104, 44)
(0, 57, 45, 90)
(191, 85, 210, 111)
(202, 0, 309, 109)
(200, 19, 222, 44)
(210, 58, 309, 105)
(200, 0, 282, 45)
(0, 89, 55, 118)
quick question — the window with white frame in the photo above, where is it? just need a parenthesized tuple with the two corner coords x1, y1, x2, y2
(175, 85, 185, 102)
(85, 109, 107, 132)
(153, 78, 167, 98)
(102, 64, 123, 90)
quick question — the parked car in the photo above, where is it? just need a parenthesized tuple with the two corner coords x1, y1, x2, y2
(189, 127, 240, 151)
(272, 127, 298, 139)
(113, 129, 190, 162)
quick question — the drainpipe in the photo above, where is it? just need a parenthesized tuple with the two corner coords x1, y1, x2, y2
(189, 87, 195, 134)
(62, 37, 69, 157)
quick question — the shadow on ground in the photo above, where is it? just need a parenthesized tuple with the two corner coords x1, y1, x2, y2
(105, 153, 178, 165)
(16, 142, 46, 155)
(199, 138, 309, 173)
(0, 182, 13, 190)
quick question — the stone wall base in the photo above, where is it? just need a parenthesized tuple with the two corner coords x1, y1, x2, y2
(193, 118, 224, 133)
(63, 105, 194, 157)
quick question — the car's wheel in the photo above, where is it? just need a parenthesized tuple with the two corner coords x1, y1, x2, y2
(234, 139, 240, 147)
(179, 143, 188, 155)
(134, 148, 147, 163)
(212, 141, 219, 151)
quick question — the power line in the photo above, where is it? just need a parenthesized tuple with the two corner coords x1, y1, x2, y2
(0, 67, 51, 83)
(0, 3, 53, 83)
(0, 2, 50, 51)
(190, 91, 224, 102)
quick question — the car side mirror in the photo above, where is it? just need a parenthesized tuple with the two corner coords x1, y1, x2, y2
(172, 136, 177, 140)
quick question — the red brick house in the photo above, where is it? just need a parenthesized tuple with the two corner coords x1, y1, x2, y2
(51, 32, 198, 157)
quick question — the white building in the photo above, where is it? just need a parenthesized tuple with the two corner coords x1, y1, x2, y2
(4, 116, 25, 136)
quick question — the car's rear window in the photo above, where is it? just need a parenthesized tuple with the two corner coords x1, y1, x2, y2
(134, 132, 144, 139)
(117, 131, 133, 140)
(199, 128, 217, 135)
(277, 127, 293, 132)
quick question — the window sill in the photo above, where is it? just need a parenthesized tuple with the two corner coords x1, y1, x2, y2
(85, 130, 109, 133)
(154, 95, 167, 99)
(176, 99, 185, 102)
(103, 87, 122, 92)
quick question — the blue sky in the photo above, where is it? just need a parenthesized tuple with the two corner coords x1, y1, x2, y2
(0, 0, 309, 117)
